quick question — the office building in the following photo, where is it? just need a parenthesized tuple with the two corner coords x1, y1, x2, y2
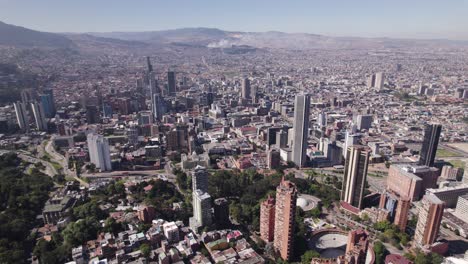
(440, 165, 462, 181)
(126, 124, 138, 146)
(356, 114, 373, 131)
(341, 146, 370, 210)
(268, 148, 281, 169)
(387, 164, 439, 201)
(260, 195, 275, 243)
(13, 101, 29, 132)
(366, 74, 376, 88)
(241, 78, 251, 99)
(317, 111, 327, 127)
(192, 165, 209, 193)
(31, 101, 48, 131)
(190, 189, 212, 233)
(454, 194, 468, 221)
(274, 179, 297, 261)
(86, 105, 100, 124)
(375, 72, 385, 89)
(414, 194, 445, 247)
(87, 133, 112, 171)
(425, 184, 468, 208)
(167, 71, 176, 96)
(419, 124, 442, 167)
(40, 89, 56, 118)
(152, 93, 164, 121)
(292, 94, 311, 167)
(276, 130, 288, 148)
(213, 198, 230, 227)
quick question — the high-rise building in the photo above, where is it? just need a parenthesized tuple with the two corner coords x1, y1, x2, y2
(213, 198, 230, 227)
(260, 195, 275, 243)
(394, 196, 411, 231)
(86, 105, 100, 124)
(31, 101, 48, 131)
(375, 72, 385, 89)
(152, 93, 164, 121)
(241, 78, 251, 99)
(414, 194, 445, 247)
(387, 164, 439, 201)
(167, 71, 176, 96)
(137, 205, 156, 223)
(274, 179, 297, 261)
(292, 94, 311, 167)
(40, 89, 56, 118)
(146, 56, 153, 73)
(267, 148, 281, 169)
(87, 133, 112, 171)
(356, 114, 373, 131)
(366, 74, 376, 88)
(276, 130, 288, 148)
(341, 146, 370, 210)
(126, 124, 139, 146)
(192, 165, 209, 193)
(190, 189, 212, 233)
(13, 101, 29, 132)
(317, 111, 327, 127)
(419, 124, 442, 167)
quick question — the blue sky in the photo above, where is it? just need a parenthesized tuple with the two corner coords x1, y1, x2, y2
(1, 0, 467, 39)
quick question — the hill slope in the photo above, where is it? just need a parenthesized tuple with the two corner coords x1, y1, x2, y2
(0, 21, 75, 48)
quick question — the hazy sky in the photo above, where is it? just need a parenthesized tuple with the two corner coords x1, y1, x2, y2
(1, 0, 467, 39)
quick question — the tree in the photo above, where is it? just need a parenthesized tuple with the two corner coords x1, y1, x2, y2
(140, 244, 151, 259)
(301, 250, 320, 264)
(374, 241, 389, 264)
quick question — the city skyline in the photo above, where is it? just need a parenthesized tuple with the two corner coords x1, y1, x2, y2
(1, 0, 468, 40)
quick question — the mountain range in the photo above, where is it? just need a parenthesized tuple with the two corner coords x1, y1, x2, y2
(1, 21, 467, 51)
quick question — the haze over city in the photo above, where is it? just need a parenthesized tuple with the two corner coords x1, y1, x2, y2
(0, 2, 467, 264)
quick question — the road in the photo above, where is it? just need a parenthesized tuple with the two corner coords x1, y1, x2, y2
(0, 149, 58, 177)
(45, 136, 89, 187)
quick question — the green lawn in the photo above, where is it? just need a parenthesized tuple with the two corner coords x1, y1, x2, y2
(449, 160, 466, 169)
(436, 148, 459, 157)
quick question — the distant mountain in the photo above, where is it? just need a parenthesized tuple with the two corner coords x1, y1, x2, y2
(1, 21, 467, 51)
(90, 27, 229, 46)
(0, 21, 75, 48)
(90, 27, 468, 50)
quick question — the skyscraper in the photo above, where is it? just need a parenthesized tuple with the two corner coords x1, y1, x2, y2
(213, 198, 230, 227)
(40, 89, 56, 118)
(292, 94, 311, 167)
(13, 101, 29, 132)
(394, 196, 411, 231)
(341, 146, 370, 210)
(241, 78, 251, 99)
(87, 133, 112, 171)
(414, 194, 445, 247)
(375, 72, 385, 89)
(31, 101, 48, 131)
(267, 148, 281, 169)
(146, 56, 153, 73)
(274, 179, 297, 261)
(190, 190, 212, 232)
(419, 124, 442, 167)
(167, 71, 176, 96)
(152, 93, 164, 121)
(260, 195, 275, 243)
(192, 165, 209, 193)
(86, 105, 100, 124)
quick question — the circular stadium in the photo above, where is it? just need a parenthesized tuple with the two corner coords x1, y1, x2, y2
(308, 229, 348, 259)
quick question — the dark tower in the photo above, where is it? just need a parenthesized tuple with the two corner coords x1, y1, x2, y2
(419, 124, 441, 167)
